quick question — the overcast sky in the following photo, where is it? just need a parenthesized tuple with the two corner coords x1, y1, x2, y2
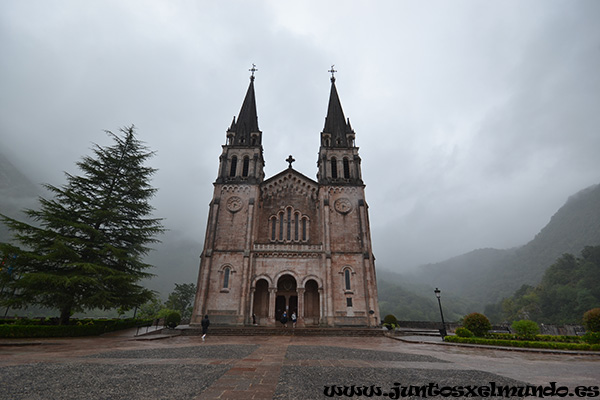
(1, 1, 599, 278)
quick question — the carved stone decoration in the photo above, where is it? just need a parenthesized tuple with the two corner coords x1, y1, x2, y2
(334, 198, 352, 214)
(226, 196, 243, 213)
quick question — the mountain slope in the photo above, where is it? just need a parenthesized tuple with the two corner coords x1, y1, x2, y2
(414, 183, 600, 306)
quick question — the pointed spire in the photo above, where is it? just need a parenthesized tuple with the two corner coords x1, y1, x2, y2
(322, 69, 353, 147)
(228, 66, 261, 146)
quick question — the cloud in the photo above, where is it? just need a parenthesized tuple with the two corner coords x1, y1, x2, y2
(1, 0, 599, 280)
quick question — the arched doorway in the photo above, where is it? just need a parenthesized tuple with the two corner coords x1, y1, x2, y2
(252, 279, 269, 325)
(304, 279, 320, 325)
(275, 274, 297, 322)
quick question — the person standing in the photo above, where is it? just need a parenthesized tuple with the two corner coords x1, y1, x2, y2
(280, 311, 288, 328)
(291, 311, 297, 328)
(201, 315, 210, 340)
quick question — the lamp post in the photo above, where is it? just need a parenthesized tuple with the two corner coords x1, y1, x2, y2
(434, 288, 447, 338)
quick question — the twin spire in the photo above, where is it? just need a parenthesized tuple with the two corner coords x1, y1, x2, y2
(226, 65, 355, 150)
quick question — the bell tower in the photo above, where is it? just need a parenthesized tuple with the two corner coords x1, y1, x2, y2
(317, 67, 363, 186)
(216, 65, 265, 184)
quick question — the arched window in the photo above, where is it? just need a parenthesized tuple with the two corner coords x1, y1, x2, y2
(302, 217, 307, 241)
(242, 156, 250, 177)
(286, 208, 292, 241)
(278, 212, 284, 241)
(270, 217, 277, 241)
(229, 156, 237, 177)
(271, 208, 309, 243)
(343, 158, 350, 179)
(344, 269, 351, 291)
(331, 157, 338, 179)
(294, 212, 299, 241)
(223, 267, 231, 289)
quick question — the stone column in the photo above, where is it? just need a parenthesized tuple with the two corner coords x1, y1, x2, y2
(248, 287, 255, 325)
(297, 287, 305, 327)
(268, 288, 277, 324)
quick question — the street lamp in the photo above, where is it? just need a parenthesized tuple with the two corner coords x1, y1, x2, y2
(434, 288, 447, 338)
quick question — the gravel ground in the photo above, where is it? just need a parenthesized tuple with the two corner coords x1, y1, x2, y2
(274, 366, 528, 400)
(0, 363, 229, 400)
(285, 345, 448, 362)
(88, 344, 259, 359)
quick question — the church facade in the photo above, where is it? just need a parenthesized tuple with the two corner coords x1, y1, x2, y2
(191, 70, 380, 327)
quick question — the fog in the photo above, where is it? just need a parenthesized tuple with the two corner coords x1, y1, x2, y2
(1, 1, 599, 287)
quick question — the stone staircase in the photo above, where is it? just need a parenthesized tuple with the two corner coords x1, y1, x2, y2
(178, 325, 386, 337)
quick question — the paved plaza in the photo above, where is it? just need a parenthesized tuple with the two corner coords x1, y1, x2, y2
(0, 329, 598, 399)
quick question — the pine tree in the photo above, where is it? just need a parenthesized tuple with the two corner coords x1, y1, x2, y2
(0, 126, 164, 324)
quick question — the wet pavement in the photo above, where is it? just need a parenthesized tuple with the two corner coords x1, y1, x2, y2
(0, 329, 598, 399)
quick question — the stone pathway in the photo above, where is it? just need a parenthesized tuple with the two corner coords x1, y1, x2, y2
(0, 333, 598, 399)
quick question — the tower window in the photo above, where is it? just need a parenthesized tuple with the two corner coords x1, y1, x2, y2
(242, 156, 250, 177)
(346, 298, 353, 307)
(229, 156, 237, 177)
(223, 267, 231, 289)
(331, 157, 338, 179)
(343, 158, 350, 179)
(344, 269, 351, 291)
(271, 217, 277, 241)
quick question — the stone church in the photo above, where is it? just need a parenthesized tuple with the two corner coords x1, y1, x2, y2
(191, 69, 380, 327)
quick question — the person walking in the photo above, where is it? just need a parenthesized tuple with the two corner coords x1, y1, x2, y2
(201, 315, 210, 340)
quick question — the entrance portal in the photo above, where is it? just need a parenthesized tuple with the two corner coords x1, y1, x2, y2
(275, 274, 297, 323)
(252, 279, 269, 325)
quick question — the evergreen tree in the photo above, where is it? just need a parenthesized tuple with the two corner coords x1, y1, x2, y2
(0, 126, 164, 324)
(165, 283, 196, 321)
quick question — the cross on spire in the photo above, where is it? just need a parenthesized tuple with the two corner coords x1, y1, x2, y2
(249, 63, 258, 81)
(286, 155, 295, 168)
(328, 65, 337, 82)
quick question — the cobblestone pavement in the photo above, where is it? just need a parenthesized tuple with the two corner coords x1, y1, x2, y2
(0, 330, 598, 399)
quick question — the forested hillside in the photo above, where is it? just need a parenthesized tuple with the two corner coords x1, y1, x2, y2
(414, 184, 600, 306)
(494, 245, 600, 324)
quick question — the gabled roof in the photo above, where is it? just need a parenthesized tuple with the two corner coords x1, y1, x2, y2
(261, 167, 319, 200)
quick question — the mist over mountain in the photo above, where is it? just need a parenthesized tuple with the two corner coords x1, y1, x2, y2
(0, 153, 40, 243)
(412, 183, 600, 306)
(3, 150, 599, 319)
(0, 150, 201, 300)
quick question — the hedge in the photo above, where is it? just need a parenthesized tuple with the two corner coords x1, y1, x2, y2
(444, 336, 600, 351)
(0, 318, 151, 338)
(484, 333, 584, 343)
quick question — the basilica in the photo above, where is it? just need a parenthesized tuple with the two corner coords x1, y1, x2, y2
(191, 68, 380, 327)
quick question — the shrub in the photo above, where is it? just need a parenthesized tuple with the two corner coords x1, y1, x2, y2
(455, 327, 474, 338)
(583, 308, 600, 332)
(583, 332, 600, 345)
(165, 311, 181, 328)
(511, 319, 540, 339)
(462, 313, 491, 337)
(382, 314, 398, 330)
